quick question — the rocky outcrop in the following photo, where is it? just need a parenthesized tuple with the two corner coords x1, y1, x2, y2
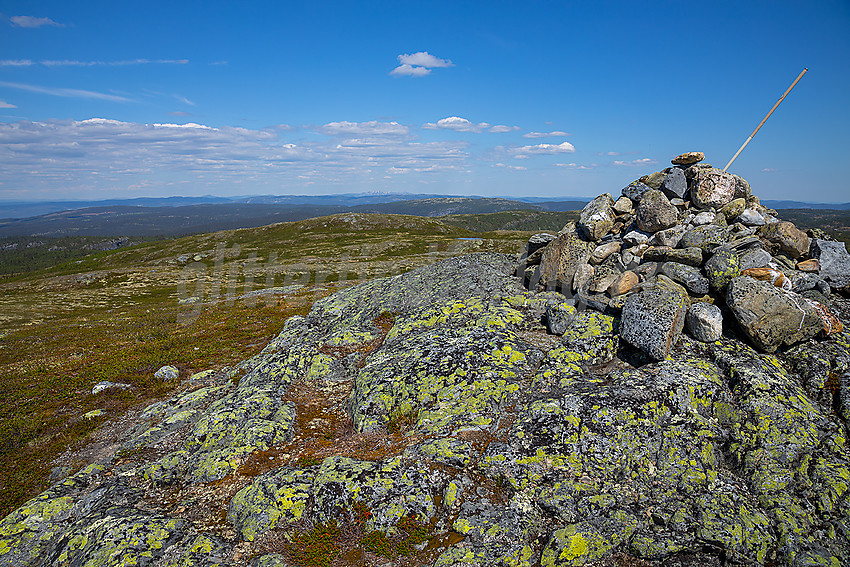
(2, 156, 850, 567)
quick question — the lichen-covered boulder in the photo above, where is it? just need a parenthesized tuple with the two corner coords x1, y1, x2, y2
(546, 300, 577, 335)
(589, 241, 620, 265)
(0, 462, 229, 566)
(613, 195, 633, 214)
(621, 180, 652, 202)
(538, 223, 595, 290)
(726, 276, 823, 352)
(704, 248, 741, 292)
(680, 224, 729, 252)
(154, 364, 179, 382)
(578, 194, 616, 241)
(585, 253, 624, 294)
(690, 168, 736, 209)
(758, 221, 810, 259)
(228, 466, 316, 541)
(661, 262, 709, 295)
(619, 275, 689, 360)
(651, 224, 686, 247)
(720, 197, 747, 221)
(636, 189, 678, 233)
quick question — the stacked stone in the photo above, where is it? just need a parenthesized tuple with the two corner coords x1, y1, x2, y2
(521, 151, 850, 360)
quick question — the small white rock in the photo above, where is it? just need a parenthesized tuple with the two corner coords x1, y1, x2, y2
(590, 241, 621, 264)
(91, 381, 131, 395)
(737, 208, 766, 226)
(573, 263, 595, 293)
(155, 365, 180, 382)
(623, 230, 651, 246)
(692, 211, 716, 226)
(686, 303, 723, 342)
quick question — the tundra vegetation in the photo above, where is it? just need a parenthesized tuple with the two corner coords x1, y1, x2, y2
(0, 213, 531, 519)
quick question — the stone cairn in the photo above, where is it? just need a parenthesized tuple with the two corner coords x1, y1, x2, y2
(520, 151, 850, 360)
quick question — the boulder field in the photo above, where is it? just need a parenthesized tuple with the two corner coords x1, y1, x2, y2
(1, 154, 850, 566)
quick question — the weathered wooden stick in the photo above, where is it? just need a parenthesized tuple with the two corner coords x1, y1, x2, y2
(723, 68, 808, 172)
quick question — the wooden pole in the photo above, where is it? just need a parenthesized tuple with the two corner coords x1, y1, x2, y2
(723, 68, 808, 172)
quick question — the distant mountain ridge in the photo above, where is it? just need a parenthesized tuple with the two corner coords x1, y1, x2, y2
(0, 193, 593, 220)
(1, 194, 848, 239)
(0, 197, 583, 238)
(760, 200, 850, 210)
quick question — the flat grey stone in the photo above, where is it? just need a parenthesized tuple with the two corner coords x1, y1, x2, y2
(527, 233, 556, 255)
(739, 248, 772, 270)
(810, 239, 850, 291)
(661, 262, 709, 295)
(661, 168, 687, 199)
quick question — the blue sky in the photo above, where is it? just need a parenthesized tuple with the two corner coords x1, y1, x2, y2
(1, 1, 848, 203)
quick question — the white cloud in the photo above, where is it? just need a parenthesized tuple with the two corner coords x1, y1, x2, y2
(391, 51, 453, 77)
(613, 157, 658, 167)
(0, 118, 470, 198)
(76, 118, 127, 126)
(513, 141, 576, 158)
(0, 100, 17, 108)
(489, 125, 520, 133)
(422, 116, 491, 133)
(41, 59, 189, 67)
(169, 111, 192, 117)
(0, 81, 131, 102)
(151, 122, 216, 130)
(174, 95, 195, 106)
(390, 64, 431, 77)
(387, 163, 459, 175)
(10, 15, 64, 28)
(1, 59, 188, 67)
(320, 120, 409, 136)
(761, 168, 777, 172)
(523, 130, 568, 138)
(493, 163, 527, 171)
(556, 162, 596, 170)
(398, 52, 454, 68)
(0, 60, 35, 66)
